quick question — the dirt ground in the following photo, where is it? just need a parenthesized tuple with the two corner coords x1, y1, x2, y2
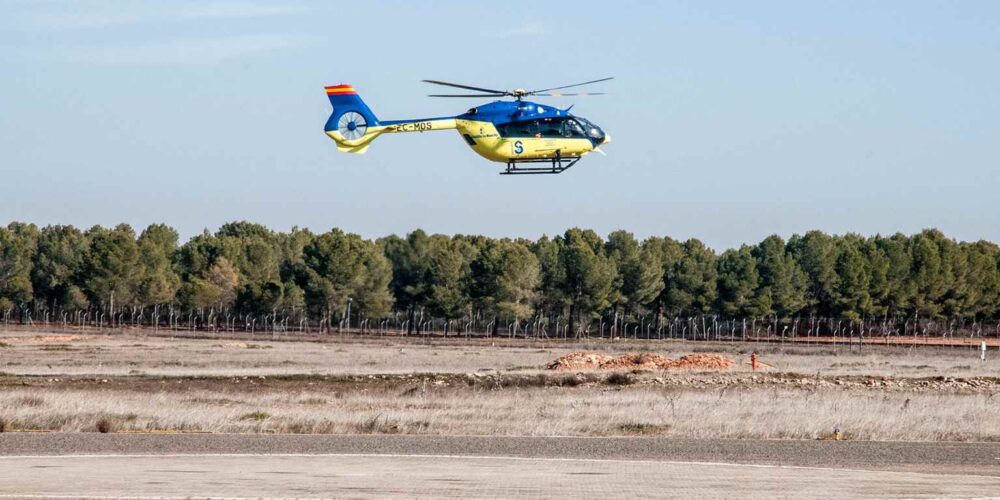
(1, 327, 998, 377)
(1, 328, 999, 440)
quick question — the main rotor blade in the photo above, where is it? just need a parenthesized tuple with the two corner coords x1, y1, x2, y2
(529, 77, 614, 94)
(532, 92, 607, 97)
(428, 93, 507, 98)
(422, 80, 507, 94)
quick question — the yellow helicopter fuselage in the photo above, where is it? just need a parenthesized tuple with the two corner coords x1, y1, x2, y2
(323, 85, 609, 168)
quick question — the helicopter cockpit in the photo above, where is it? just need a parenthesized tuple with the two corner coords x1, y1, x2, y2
(496, 116, 606, 145)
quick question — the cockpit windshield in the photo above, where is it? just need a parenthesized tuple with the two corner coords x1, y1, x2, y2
(574, 116, 605, 141)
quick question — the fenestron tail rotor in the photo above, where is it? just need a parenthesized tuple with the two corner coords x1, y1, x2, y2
(423, 77, 613, 100)
(337, 111, 367, 140)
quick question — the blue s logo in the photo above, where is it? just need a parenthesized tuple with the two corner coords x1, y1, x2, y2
(514, 140, 523, 155)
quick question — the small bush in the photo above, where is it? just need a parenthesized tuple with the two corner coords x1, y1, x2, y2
(605, 372, 635, 386)
(560, 373, 599, 387)
(238, 411, 270, 421)
(298, 398, 327, 405)
(358, 414, 400, 434)
(96, 417, 116, 433)
(15, 396, 46, 407)
(399, 386, 422, 397)
(618, 423, 669, 435)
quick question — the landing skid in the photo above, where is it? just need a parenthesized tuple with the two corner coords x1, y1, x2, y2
(500, 155, 581, 175)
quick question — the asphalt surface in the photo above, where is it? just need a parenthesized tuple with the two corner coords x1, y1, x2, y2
(4, 453, 1000, 499)
(3, 435, 1000, 499)
(2, 433, 1000, 476)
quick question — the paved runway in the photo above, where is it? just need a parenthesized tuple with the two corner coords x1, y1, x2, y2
(2, 435, 1000, 499)
(4, 453, 1000, 499)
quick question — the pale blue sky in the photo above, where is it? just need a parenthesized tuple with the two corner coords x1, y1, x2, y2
(2, 1, 998, 250)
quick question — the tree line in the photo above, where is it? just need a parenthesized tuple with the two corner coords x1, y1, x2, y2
(1, 222, 998, 335)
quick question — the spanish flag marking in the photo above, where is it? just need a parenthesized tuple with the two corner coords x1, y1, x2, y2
(325, 84, 356, 95)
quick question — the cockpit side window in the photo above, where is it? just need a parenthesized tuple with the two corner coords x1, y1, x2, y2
(497, 117, 590, 139)
(537, 118, 563, 138)
(497, 120, 537, 137)
(562, 119, 586, 138)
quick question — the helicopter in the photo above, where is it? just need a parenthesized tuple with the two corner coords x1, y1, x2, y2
(323, 78, 612, 175)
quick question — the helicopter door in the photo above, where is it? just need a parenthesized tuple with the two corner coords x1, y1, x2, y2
(534, 118, 563, 153)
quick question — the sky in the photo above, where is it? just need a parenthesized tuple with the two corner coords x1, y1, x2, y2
(1, 0, 998, 250)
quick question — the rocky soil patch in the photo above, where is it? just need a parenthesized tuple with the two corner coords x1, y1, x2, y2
(546, 352, 736, 371)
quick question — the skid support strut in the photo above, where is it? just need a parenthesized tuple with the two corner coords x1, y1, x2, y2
(500, 152, 581, 175)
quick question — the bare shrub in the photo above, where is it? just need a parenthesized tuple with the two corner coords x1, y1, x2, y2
(238, 411, 270, 421)
(15, 396, 45, 407)
(618, 423, 669, 435)
(298, 398, 327, 405)
(605, 372, 634, 386)
(95, 417, 116, 433)
(398, 386, 423, 397)
(358, 414, 400, 434)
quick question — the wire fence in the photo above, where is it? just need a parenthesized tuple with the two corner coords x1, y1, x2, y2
(3, 304, 999, 349)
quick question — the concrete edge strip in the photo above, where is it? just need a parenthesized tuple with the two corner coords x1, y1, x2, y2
(0, 496, 334, 500)
(3, 453, 1000, 481)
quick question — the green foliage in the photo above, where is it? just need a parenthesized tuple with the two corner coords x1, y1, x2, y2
(532, 235, 567, 316)
(470, 239, 540, 319)
(300, 229, 393, 319)
(663, 239, 718, 316)
(136, 224, 180, 307)
(833, 236, 872, 320)
(716, 246, 761, 317)
(1, 221, 998, 322)
(82, 224, 140, 307)
(557, 228, 616, 332)
(180, 257, 238, 310)
(788, 231, 839, 315)
(381, 230, 432, 312)
(605, 231, 664, 315)
(0, 223, 38, 310)
(31, 225, 88, 309)
(752, 235, 807, 317)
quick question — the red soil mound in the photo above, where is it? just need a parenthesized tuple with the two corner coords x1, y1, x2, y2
(547, 352, 735, 371)
(664, 353, 736, 370)
(546, 352, 617, 370)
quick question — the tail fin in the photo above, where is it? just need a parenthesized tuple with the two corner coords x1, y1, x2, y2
(324, 84, 380, 154)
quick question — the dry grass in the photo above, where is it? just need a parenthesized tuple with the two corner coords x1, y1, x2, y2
(1, 329, 998, 379)
(3, 329, 999, 442)
(1, 385, 997, 441)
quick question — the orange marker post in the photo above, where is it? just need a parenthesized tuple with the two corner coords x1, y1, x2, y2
(751, 352, 758, 371)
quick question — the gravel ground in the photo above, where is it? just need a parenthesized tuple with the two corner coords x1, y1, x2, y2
(2, 434, 999, 476)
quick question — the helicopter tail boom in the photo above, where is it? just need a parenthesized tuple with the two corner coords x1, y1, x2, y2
(324, 84, 383, 154)
(324, 84, 457, 155)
